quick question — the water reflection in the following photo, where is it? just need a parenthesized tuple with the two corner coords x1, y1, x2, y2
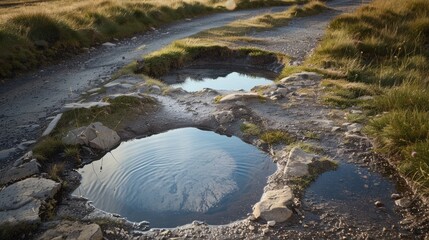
(162, 66, 275, 92)
(74, 128, 276, 227)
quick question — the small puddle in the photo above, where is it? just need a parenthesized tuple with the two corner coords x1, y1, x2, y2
(162, 65, 276, 92)
(74, 128, 276, 227)
(304, 163, 402, 226)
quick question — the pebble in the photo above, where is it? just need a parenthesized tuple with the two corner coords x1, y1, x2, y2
(395, 198, 412, 208)
(267, 221, 276, 227)
(391, 193, 402, 200)
(375, 201, 384, 208)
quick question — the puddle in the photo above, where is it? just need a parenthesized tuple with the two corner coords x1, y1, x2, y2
(162, 65, 276, 92)
(304, 163, 402, 226)
(74, 128, 276, 228)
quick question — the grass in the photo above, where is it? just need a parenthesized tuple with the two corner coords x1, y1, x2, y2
(130, 1, 327, 79)
(260, 130, 295, 145)
(33, 95, 156, 161)
(0, 0, 308, 80)
(301, 0, 429, 196)
(240, 122, 262, 136)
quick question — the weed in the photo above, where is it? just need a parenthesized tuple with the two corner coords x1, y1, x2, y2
(240, 122, 261, 136)
(33, 136, 64, 161)
(48, 163, 65, 182)
(304, 131, 320, 140)
(260, 130, 295, 145)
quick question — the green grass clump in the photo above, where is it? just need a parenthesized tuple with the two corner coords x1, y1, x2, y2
(260, 130, 295, 145)
(240, 122, 261, 136)
(33, 136, 64, 161)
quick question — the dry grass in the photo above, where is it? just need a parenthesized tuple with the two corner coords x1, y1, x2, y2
(0, 0, 305, 79)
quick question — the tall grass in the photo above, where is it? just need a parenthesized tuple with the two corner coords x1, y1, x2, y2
(0, 0, 304, 79)
(308, 0, 429, 196)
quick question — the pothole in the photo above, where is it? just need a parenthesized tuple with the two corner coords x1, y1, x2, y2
(161, 65, 277, 92)
(73, 127, 276, 228)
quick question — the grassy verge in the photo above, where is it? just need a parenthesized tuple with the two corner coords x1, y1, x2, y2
(0, 0, 306, 80)
(295, 0, 429, 197)
(130, 1, 327, 78)
(33, 95, 156, 162)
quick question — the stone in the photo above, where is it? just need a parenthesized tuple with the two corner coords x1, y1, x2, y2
(252, 187, 294, 223)
(347, 123, 363, 133)
(219, 93, 263, 103)
(214, 110, 235, 124)
(102, 42, 116, 47)
(395, 198, 412, 208)
(0, 159, 40, 185)
(63, 102, 110, 110)
(62, 122, 120, 151)
(284, 147, 319, 177)
(149, 85, 162, 94)
(267, 221, 276, 227)
(374, 201, 384, 208)
(275, 87, 290, 97)
(42, 113, 63, 137)
(391, 193, 402, 200)
(37, 221, 103, 240)
(0, 178, 60, 227)
(279, 72, 322, 84)
(331, 127, 341, 132)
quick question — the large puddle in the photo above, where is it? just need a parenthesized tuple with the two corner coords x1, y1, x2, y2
(74, 128, 276, 227)
(304, 163, 403, 227)
(162, 65, 276, 92)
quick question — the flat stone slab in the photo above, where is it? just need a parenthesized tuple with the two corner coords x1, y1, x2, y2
(42, 113, 63, 137)
(62, 122, 120, 151)
(37, 221, 103, 240)
(279, 72, 322, 84)
(253, 187, 294, 223)
(63, 102, 110, 111)
(284, 147, 319, 178)
(0, 178, 60, 226)
(219, 93, 263, 103)
(0, 159, 40, 185)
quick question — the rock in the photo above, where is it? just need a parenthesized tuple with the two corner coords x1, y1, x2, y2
(17, 140, 37, 151)
(331, 127, 341, 132)
(391, 193, 402, 200)
(219, 93, 263, 103)
(252, 187, 294, 223)
(42, 113, 63, 137)
(102, 42, 116, 47)
(375, 201, 384, 208)
(87, 88, 101, 94)
(0, 178, 60, 228)
(214, 110, 234, 124)
(62, 122, 120, 151)
(63, 102, 110, 110)
(284, 147, 319, 177)
(279, 72, 322, 84)
(395, 198, 412, 208)
(275, 87, 289, 97)
(267, 221, 276, 227)
(13, 151, 33, 167)
(37, 221, 103, 240)
(347, 123, 363, 133)
(0, 159, 40, 185)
